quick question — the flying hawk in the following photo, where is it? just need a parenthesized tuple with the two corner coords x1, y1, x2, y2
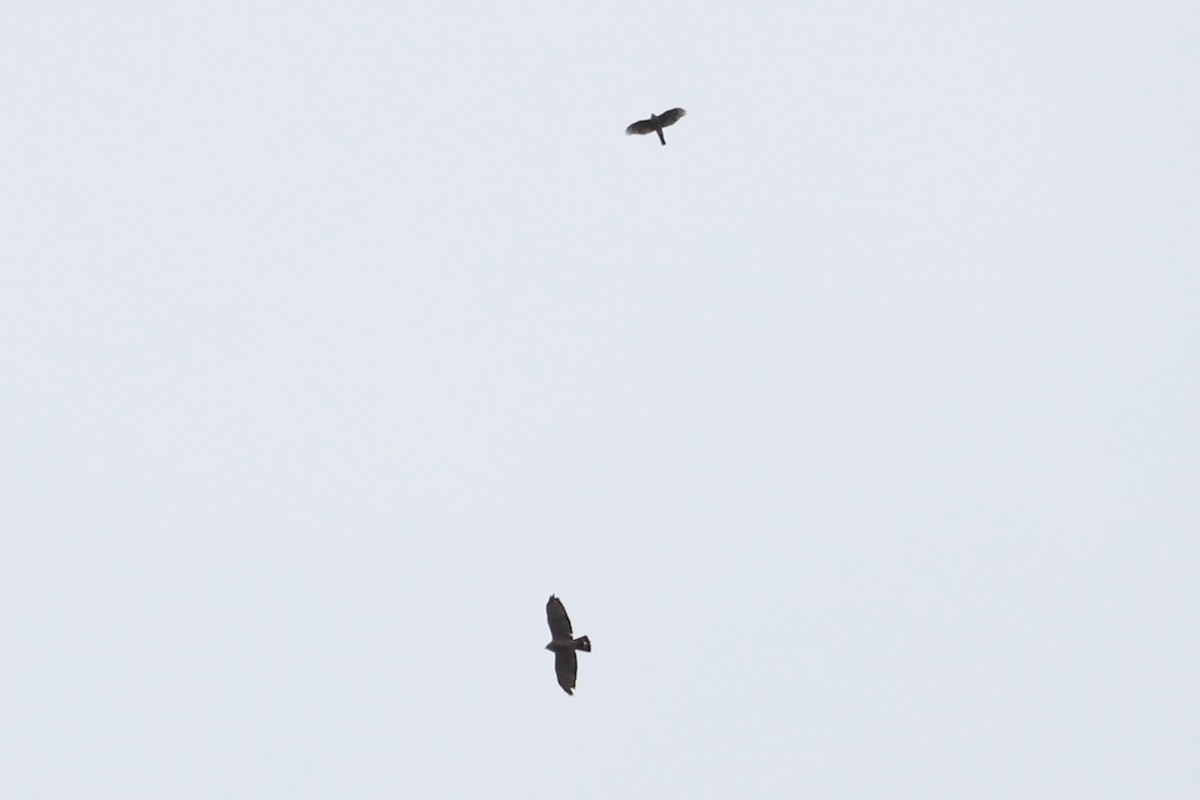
(625, 108, 687, 146)
(545, 595, 591, 695)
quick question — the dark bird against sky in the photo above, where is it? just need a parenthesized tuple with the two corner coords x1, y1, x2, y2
(625, 108, 687, 146)
(545, 595, 591, 695)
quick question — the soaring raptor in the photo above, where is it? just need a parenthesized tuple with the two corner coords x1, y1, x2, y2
(545, 595, 591, 695)
(625, 108, 687, 146)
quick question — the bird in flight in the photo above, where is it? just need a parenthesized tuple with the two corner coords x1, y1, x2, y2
(545, 595, 591, 695)
(625, 108, 687, 146)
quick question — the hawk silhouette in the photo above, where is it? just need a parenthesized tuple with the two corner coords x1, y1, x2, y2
(545, 595, 591, 695)
(625, 108, 687, 146)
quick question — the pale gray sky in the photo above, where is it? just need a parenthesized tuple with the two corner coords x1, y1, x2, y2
(2, 1, 1198, 797)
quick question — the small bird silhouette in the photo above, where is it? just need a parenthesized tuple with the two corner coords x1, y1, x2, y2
(545, 595, 591, 695)
(625, 108, 687, 146)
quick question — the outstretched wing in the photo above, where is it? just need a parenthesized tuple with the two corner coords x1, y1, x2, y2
(657, 108, 686, 128)
(555, 649, 579, 695)
(546, 595, 573, 640)
(625, 118, 658, 136)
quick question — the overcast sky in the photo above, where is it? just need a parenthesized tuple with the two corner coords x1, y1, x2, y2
(3, 1, 1198, 798)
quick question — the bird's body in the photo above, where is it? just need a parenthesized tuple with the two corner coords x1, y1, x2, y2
(545, 595, 591, 695)
(626, 107, 687, 145)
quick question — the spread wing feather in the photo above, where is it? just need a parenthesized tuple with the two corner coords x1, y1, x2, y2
(657, 107, 686, 127)
(555, 649, 579, 695)
(625, 118, 659, 136)
(546, 595, 573, 640)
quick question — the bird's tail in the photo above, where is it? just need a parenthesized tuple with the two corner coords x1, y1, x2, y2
(656, 129, 666, 146)
(574, 636, 592, 652)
